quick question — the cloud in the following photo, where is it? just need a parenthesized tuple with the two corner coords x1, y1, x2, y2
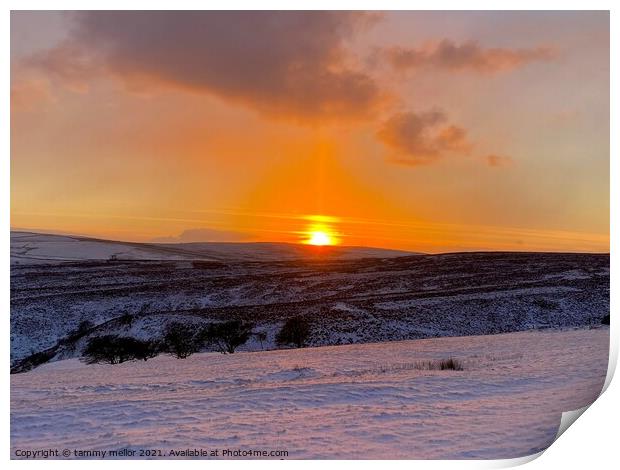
(25, 42, 101, 93)
(485, 154, 513, 168)
(10, 76, 54, 112)
(376, 110, 473, 166)
(151, 228, 251, 243)
(384, 40, 556, 74)
(27, 11, 385, 122)
(17, 13, 513, 162)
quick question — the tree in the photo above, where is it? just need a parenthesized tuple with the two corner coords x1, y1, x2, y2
(82, 335, 159, 364)
(204, 320, 253, 354)
(163, 322, 203, 359)
(276, 316, 310, 348)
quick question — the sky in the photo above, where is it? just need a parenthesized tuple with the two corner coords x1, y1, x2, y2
(10, 11, 609, 253)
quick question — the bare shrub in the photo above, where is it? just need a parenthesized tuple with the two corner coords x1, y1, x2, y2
(82, 335, 159, 364)
(162, 322, 203, 359)
(376, 359, 464, 373)
(203, 320, 253, 354)
(438, 358, 463, 370)
(276, 316, 311, 348)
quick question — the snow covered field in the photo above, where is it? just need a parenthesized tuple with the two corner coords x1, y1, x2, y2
(11, 327, 609, 459)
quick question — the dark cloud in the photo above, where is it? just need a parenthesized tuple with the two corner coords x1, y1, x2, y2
(376, 111, 473, 166)
(151, 228, 251, 243)
(385, 40, 555, 74)
(29, 11, 385, 122)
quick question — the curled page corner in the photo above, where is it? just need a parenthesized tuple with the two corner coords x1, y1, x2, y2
(555, 405, 591, 441)
(495, 404, 597, 469)
(493, 450, 545, 468)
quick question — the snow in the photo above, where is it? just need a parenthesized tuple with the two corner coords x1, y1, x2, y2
(11, 327, 608, 459)
(11, 248, 609, 365)
(10, 231, 413, 265)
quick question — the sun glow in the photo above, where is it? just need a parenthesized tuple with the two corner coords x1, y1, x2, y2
(302, 215, 340, 246)
(308, 230, 332, 246)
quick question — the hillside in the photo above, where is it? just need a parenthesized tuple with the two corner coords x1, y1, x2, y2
(11, 235, 609, 366)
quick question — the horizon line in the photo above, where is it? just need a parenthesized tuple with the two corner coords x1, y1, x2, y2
(10, 228, 610, 256)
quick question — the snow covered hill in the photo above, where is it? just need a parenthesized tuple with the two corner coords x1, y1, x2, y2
(11, 231, 413, 265)
(11, 244, 609, 366)
(10, 327, 609, 459)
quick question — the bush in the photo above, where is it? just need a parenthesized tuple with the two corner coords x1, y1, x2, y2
(276, 316, 311, 348)
(438, 358, 463, 371)
(405, 358, 464, 371)
(204, 320, 253, 354)
(161, 322, 204, 358)
(358, 358, 465, 376)
(119, 312, 134, 327)
(82, 335, 159, 364)
(602, 314, 610, 325)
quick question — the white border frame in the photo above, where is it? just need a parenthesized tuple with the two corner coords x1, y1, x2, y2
(3, 2, 616, 468)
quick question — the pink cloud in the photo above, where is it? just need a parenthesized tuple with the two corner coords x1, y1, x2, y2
(385, 40, 556, 74)
(377, 110, 473, 166)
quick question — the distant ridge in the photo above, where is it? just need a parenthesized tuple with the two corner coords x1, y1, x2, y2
(10, 231, 418, 265)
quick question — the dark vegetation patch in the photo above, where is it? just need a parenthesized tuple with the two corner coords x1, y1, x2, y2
(10, 348, 58, 374)
(377, 358, 465, 372)
(276, 316, 311, 348)
(203, 320, 254, 354)
(82, 335, 159, 364)
(162, 322, 204, 359)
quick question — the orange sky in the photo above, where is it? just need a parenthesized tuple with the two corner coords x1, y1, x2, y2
(11, 11, 610, 253)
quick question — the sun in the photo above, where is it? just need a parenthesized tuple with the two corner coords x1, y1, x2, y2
(302, 215, 340, 246)
(308, 230, 333, 246)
